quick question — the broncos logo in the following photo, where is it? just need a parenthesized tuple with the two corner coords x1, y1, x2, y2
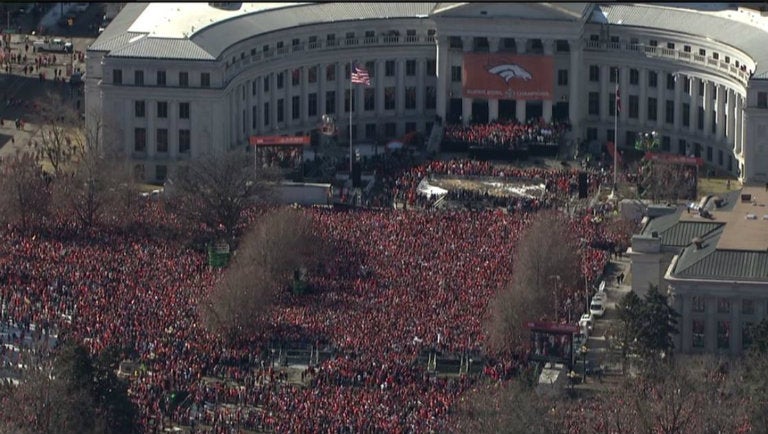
(487, 64, 533, 82)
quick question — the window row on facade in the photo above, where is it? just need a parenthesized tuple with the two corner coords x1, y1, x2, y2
(113, 69, 210, 88)
(134, 101, 190, 119)
(133, 128, 190, 155)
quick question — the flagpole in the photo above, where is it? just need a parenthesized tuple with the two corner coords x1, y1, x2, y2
(349, 60, 353, 176)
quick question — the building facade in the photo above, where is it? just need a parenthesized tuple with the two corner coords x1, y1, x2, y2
(86, 2, 768, 183)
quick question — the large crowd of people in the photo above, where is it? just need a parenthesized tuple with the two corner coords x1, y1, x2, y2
(0, 152, 627, 432)
(442, 119, 570, 151)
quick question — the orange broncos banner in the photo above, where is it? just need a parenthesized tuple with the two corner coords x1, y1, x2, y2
(462, 53, 554, 100)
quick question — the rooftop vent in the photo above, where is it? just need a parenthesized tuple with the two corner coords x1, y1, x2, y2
(746, 213, 758, 220)
(651, 231, 659, 238)
(741, 193, 752, 202)
(692, 237, 703, 250)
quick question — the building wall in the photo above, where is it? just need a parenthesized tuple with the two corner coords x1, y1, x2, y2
(85, 7, 766, 183)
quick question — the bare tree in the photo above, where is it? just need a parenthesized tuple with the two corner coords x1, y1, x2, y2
(43, 109, 139, 229)
(28, 91, 82, 177)
(0, 150, 51, 231)
(486, 210, 581, 353)
(637, 160, 697, 203)
(165, 150, 279, 244)
(202, 208, 330, 339)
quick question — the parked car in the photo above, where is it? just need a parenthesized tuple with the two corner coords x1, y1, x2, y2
(579, 313, 594, 336)
(590, 299, 605, 318)
(33, 38, 73, 53)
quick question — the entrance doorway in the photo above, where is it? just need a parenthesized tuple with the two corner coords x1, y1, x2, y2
(526, 101, 543, 122)
(471, 100, 489, 124)
(499, 99, 516, 121)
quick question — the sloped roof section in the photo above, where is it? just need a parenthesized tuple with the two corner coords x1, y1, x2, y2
(641, 209, 723, 248)
(594, 3, 768, 73)
(109, 37, 215, 60)
(90, 3, 150, 51)
(676, 249, 768, 281)
(191, 2, 437, 58)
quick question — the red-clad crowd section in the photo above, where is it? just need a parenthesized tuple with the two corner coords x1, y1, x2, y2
(0, 165, 619, 432)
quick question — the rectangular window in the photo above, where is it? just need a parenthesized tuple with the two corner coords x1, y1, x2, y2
(648, 97, 657, 121)
(405, 122, 416, 133)
(344, 89, 352, 113)
(326, 64, 336, 81)
(451, 66, 462, 82)
(276, 72, 284, 89)
(364, 88, 375, 111)
(588, 92, 600, 116)
(179, 129, 190, 153)
(157, 101, 168, 118)
(628, 95, 639, 119)
(692, 319, 705, 348)
(384, 122, 396, 137)
(385, 59, 396, 77)
(201, 72, 210, 88)
(277, 98, 284, 123)
(264, 75, 270, 92)
(292, 68, 301, 86)
(589, 65, 599, 82)
(698, 81, 704, 96)
(426, 60, 436, 76)
(629, 68, 639, 85)
(308, 66, 317, 84)
(384, 87, 396, 110)
(113, 69, 123, 85)
(292, 96, 300, 120)
(179, 72, 189, 87)
(665, 100, 674, 124)
(251, 105, 258, 129)
(365, 123, 376, 140)
(666, 73, 675, 90)
(683, 77, 691, 94)
(698, 106, 705, 130)
(156, 128, 168, 153)
(425, 86, 436, 110)
(179, 102, 190, 119)
(609, 92, 616, 114)
(557, 69, 568, 86)
(366, 61, 376, 79)
(742, 299, 755, 315)
(586, 127, 598, 141)
(692, 296, 705, 313)
(135, 101, 145, 118)
(405, 87, 416, 110)
(609, 67, 617, 83)
(706, 146, 713, 162)
(157, 70, 166, 87)
(308, 93, 317, 117)
(684, 45, 691, 53)
(661, 135, 671, 152)
(326, 91, 336, 114)
(406, 59, 416, 76)
(264, 102, 270, 126)
(717, 321, 730, 350)
(758, 92, 768, 109)
(134, 70, 144, 86)
(682, 103, 690, 127)
(708, 296, 731, 313)
(648, 71, 657, 88)
(134, 128, 146, 153)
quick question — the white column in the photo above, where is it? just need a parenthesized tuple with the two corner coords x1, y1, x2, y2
(673, 73, 683, 132)
(688, 76, 697, 135)
(735, 94, 743, 155)
(300, 66, 309, 124)
(462, 36, 473, 125)
(258, 76, 265, 132)
(716, 84, 725, 140)
(727, 88, 736, 147)
(638, 68, 648, 124)
(375, 59, 385, 117)
(488, 36, 500, 123)
(516, 37, 527, 54)
(270, 72, 277, 131)
(318, 63, 327, 117)
(703, 80, 714, 138)
(600, 65, 610, 122)
(436, 35, 449, 121)
(395, 59, 405, 116)
(568, 39, 581, 134)
(416, 59, 425, 116)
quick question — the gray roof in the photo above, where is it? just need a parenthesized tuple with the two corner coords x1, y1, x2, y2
(673, 226, 768, 281)
(594, 3, 768, 74)
(90, 2, 768, 71)
(190, 2, 437, 58)
(642, 209, 723, 248)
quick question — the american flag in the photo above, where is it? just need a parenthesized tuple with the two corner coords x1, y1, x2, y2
(351, 64, 371, 86)
(615, 83, 621, 113)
